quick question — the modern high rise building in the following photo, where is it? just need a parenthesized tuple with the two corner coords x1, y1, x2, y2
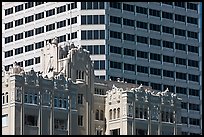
(2, 2, 202, 135)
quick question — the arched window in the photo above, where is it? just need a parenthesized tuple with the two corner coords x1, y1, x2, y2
(117, 108, 120, 118)
(113, 108, 116, 119)
(100, 110, 104, 120)
(109, 109, 112, 120)
(96, 109, 99, 120)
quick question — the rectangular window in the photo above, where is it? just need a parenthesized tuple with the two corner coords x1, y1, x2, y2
(187, 3, 197, 11)
(35, 2, 44, 6)
(149, 9, 160, 17)
(81, 15, 86, 25)
(175, 14, 186, 22)
(81, 2, 86, 10)
(110, 61, 122, 69)
(162, 26, 173, 34)
(15, 18, 23, 27)
(137, 36, 148, 44)
(175, 43, 186, 51)
(35, 41, 44, 49)
(176, 72, 187, 80)
(110, 46, 121, 54)
(110, 16, 121, 24)
(123, 3, 134, 12)
(25, 29, 34, 38)
(150, 38, 161, 46)
(25, 15, 34, 24)
(124, 48, 135, 56)
(163, 55, 174, 63)
(25, 44, 34, 52)
(71, 17, 77, 25)
(5, 35, 13, 44)
(189, 89, 199, 97)
(5, 21, 13, 30)
(78, 115, 83, 126)
(176, 57, 186, 65)
(137, 65, 148, 74)
(163, 40, 173, 49)
(15, 47, 23, 55)
(123, 18, 135, 27)
(175, 2, 185, 8)
(150, 68, 161, 76)
(137, 51, 148, 59)
(46, 9, 55, 17)
(187, 31, 198, 39)
(188, 59, 199, 68)
(175, 28, 186, 37)
(124, 63, 135, 71)
(136, 6, 147, 15)
(162, 11, 173, 20)
(57, 5, 66, 14)
(99, 15, 105, 24)
(110, 31, 121, 39)
(25, 59, 34, 67)
(57, 20, 66, 28)
(150, 23, 160, 32)
(136, 21, 147, 29)
(187, 17, 198, 25)
(35, 26, 44, 35)
(58, 35, 66, 43)
(181, 102, 187, 109)
(163, 70, 174, 78)
(46, 23, 55, 32)
(5, 7, 13, 16)
(176, 87, 187, 94)
(189, 103, 200, 111)
(99, 45, 105, 54)
(15, 4, 23, 12)
(110, 2, 121, 9)
(15, 33, 23, 41)
(189, 118, 200, 126)
(94, 60, 99, 70)
(181, 117, 188, 124)
(25, 2, 34, 9)
(188, 45, 198, 53)
(35, 12, 44, 20)
(150, 53, 161, 61)
(5, 50, 13, 58)
(189, 74, 199, 82)
(78, 94, 83, 104)
(25, 115, 38, 126)
(123, 33, 135, 41)
(151, 83, 161, 91)
(162, 2, 173, 6)
(71, 32, 77, 39)
(2, 114, 8, 127)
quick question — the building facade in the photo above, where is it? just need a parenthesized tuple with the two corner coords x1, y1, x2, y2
(2, 40, 182, 135)
(2, 2, 202, 134)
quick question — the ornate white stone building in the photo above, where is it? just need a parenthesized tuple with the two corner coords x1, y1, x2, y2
(2, 38, 182, 135)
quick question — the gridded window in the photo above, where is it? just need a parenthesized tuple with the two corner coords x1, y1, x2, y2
(137, 36, 148, 44)
(46, 23, 55, 32)
(163, 70, 174, 78)
(71, 2, 77, 9)
(188, 45, 198, 53)
(15, 18, 23, 27)
(35, 57, 40, 64)
(176, 72, 187, 80)
(110, 2, 121, 9)
(175, 14, 186, 22)
(123, 33, 135, 41)
(35, 41, 44, 49)
(162, 26, 173, 34)
(25, 15, 34, 23)
(174, 2, 186, 8)
(124, 48, 135, 56)
(57, 20, 66, 28)
(137, 51, 148, 59)
(35, 26, 44, 35)
(15, 47, 23, 55)
(136, 21, 147, 29)
(58, 35, 66, 43)
(187, 31, 198, 39)
(189, 118, 200, 126)
(15, 33, 23, 41)
(150, 53, 161, 61)
(124, 63, 135, 71)
(25, 2, 34, 9)
(175, 28, 186, 37)
(162, 11, 173, 20)
(71, 17, 77, 24)
(5, 21, 13, 30)
(176, 57, 186, 65)
(25, 29, 34, 38)
(150, 38, 161, 46)
(151, 83, 161, 91)
(123, 3, 134, 12)
(181, 102, 187, 109)
(110, 31, 122, 39)
(57, 5, 66, 14)
(189, 103, 200, 111)
(110, 46, 122, 54)
(163, 40, 173, 49)
(5, 35, 13, 44)
(123, 18, 135, 27)
(188, 74, 199, 82)
(150, 23, 160, 32)
(137, 65, 148, 74)
(35, 12, 44, 20)
(149, 9, 160, 17)
(176, 87, 187, 94)
(189, 89, 199, 97)
(46, 9, 55, 17)
(5, 7, 13, 16)
(187, 17, 198, 25)
(163, 55, 174, 63)
(175, 43, 186, 51)
(150, 68, 161, 76)
(136, 6, 147, 15)
(25, 44, 34, 52)
(188, 59, 199, 68)
(187, 3, 198, 11)
(5, 50, 13, 58)
(110, 16, 121, 24)
(181, 117, 188, 124)
(94, 60, 105, 70)
(110, 61, 122, 69)
(25, 58, 34, 67)
(15, 4, 23, 12)
(17, 61, 23, 67)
